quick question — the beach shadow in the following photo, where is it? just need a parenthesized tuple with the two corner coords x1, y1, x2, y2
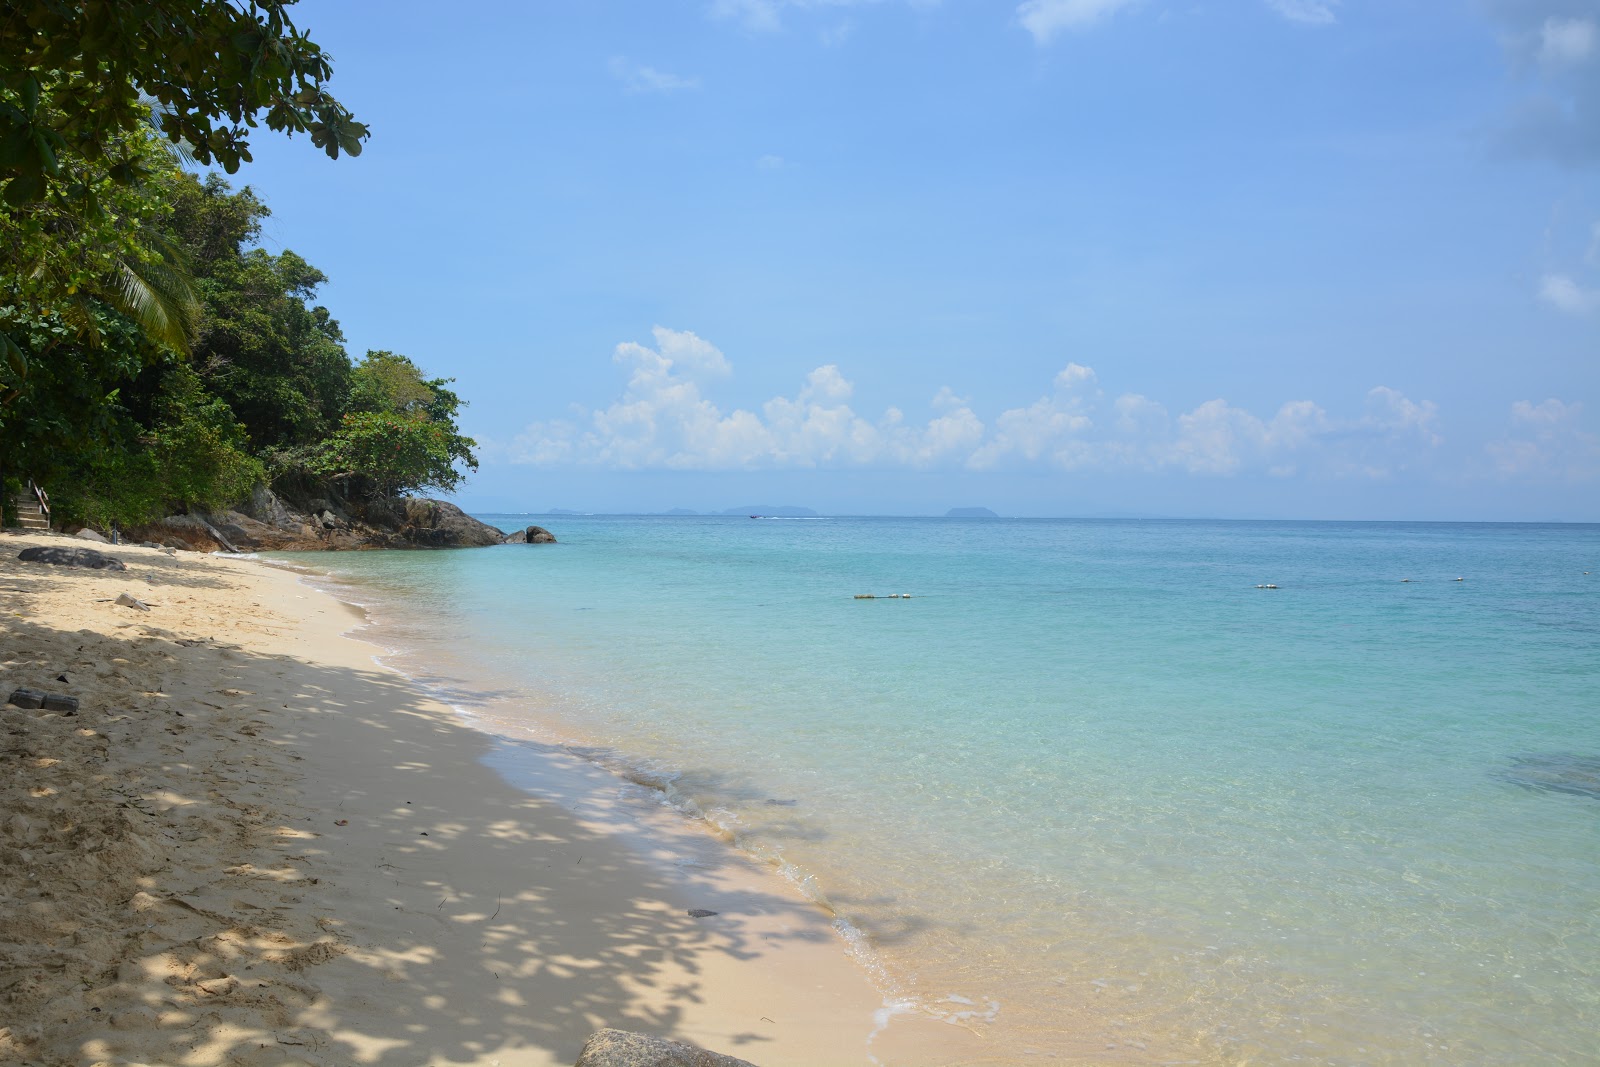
(1, 612, 856, 1067)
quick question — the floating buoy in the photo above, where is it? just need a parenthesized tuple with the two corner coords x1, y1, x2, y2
(854, 594, 875, 599)
(1255, 584, 1278, 590)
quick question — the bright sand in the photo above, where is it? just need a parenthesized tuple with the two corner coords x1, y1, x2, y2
(0, 532, 973, 1067)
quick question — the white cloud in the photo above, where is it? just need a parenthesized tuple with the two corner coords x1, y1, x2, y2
(1488, 398, 1599, 479)
(1365, 385, 1441, 446)
(508, 328, 980, 471)
(1539, 272, 1600, 314)
(1264, 0, 1339, 26)
(502, 331, 1449, 483)
(756, 154, 787, 170)
(1016, 0, 1139, 43)
(608, 58, 699, 93)
(1539, 16, 1597, 67)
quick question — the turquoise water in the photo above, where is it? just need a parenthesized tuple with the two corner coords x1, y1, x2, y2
(295, 517, 1599, 1065)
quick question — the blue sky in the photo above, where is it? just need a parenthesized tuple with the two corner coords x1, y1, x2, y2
(233, 0, 1596, 519)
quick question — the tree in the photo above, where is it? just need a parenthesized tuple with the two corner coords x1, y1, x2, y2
(167, 173, 351, 450)
(308, 350, 478, 499)
(0, 115, 198, 407)
(0, 0, 366, 208)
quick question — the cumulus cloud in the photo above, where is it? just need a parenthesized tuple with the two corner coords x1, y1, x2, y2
(502, 330, 1450, 482)
(1264, 0, 1339, 26)
(1016, 0, 1140, 43)
(1487, 398, 1599, 478)
(1539, 271, 1600, 313)
(507, 328, 981, 471)
(608, 58, 699, 93)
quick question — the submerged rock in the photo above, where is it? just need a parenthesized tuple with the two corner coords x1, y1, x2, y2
(1497, 753, 1600, 800)
(16, 546, 126, 571)
(573, 1028, 757, 1067)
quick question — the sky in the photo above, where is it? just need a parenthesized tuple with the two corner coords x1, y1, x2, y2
(228, 0, 1597, 519)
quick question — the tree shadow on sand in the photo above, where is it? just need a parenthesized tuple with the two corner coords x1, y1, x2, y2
(2, 612, 868, 1067)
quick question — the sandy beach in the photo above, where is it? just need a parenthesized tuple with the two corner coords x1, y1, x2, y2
(0, 532, 973, 1067)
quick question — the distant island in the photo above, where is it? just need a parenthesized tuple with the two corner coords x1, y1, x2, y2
(723, 505, 819, 517)
(946, 507, 999, 518)
(663, 508, 699, 515)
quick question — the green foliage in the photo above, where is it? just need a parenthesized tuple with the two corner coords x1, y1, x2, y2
(0, 0, 366, 209)
(0, 112, 199, 396)
(309, 410, 470, 500)
(307, 350, 479, 499)
(169, 174, 352, 450)
(22, 358, 263, 529)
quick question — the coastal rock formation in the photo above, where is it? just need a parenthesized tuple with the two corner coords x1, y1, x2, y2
(17, 546, 127, 571)
(503, 525, 557, 544)
(574, 1029, 758, 1067)
(122, 487, 508, 552)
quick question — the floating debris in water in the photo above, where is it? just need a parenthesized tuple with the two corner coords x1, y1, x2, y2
(1496, 753, 1600, 800)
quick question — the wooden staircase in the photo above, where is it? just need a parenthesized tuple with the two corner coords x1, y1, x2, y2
(9, 481, 50, 531)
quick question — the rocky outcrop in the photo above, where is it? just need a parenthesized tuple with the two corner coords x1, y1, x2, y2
(502, 525, 557, 544)
(16, 546, 127, 571)
(122, 487, 515, 553)
(573, 1029, 757, 1067)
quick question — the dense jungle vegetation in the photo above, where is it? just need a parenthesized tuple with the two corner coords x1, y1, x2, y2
(0, 1, 475, 528)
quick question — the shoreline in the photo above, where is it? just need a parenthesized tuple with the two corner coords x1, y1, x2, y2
(0, 532, 972, 1066)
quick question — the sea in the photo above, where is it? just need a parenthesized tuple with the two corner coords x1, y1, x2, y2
(286, 516, 1599, 1065)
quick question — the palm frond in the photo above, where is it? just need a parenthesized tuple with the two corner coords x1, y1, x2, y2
(106, 225, 199, 353)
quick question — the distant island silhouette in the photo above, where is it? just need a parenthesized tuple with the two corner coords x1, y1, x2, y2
(946, 507, 999, 518)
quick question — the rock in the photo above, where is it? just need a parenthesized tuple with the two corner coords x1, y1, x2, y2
(686, 908, 718, 918)
(41, 693, 79, 713)
(357, 498, 507, 549)
(573, 1029, 758, 1067)
(1497, 753, 1600, 800)
(73, 527, 110, 543)
(239, 482, 298, 528)
(16, 546, 127, 571)
(7, 688, 46, 709)
(133, 496, 508, 552)
(115, 593, 151, 612)
(504, 525, 557, 544)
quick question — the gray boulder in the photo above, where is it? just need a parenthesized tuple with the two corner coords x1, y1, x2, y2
(504, 525, 557, 544)
(573, 1029, 757, 1067)
(357, 498, 507, 548)
(17, 546, 126, 571)
(73, 527, 110, 543)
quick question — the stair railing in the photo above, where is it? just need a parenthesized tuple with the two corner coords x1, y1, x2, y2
(26, 478, 49, 521)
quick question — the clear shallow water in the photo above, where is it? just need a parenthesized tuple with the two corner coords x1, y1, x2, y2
(293, 517, 1600, 1065)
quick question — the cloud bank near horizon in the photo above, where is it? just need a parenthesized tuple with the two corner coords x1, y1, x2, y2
(493, 329, 1595, 484)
